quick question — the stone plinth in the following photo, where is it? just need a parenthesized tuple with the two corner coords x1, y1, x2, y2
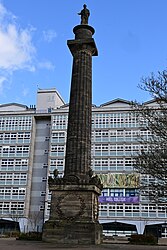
(42, 183, 102, 244)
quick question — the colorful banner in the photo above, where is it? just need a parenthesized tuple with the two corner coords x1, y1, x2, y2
(97, 173, 139, 188)
(99, 196, 139, 203)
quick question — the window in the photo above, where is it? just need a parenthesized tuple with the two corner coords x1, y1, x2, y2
(52, 115, 68, 129)
(50, 145, 65, 156)
(125, 189, 138, 197)
(50, 159, 64, 172)
(109, 189, 124, 197)
(0, 116, 32, 131)
(51, 132, 66, 143)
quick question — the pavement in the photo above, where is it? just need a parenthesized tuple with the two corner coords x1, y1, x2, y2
(0, 238, 167, 250)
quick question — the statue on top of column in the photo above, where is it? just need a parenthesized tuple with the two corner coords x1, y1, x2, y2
(78, 4, 90, 24)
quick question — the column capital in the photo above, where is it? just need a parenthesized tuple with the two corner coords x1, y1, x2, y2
(67, 38, 98, 56)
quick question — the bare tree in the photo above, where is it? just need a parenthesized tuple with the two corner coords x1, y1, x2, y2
(28, 211, 42, 232)
(9, 209, 22, 231)
(133, 70, 167, 202)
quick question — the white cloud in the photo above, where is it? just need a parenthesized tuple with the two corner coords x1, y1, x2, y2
(22, 86, 29, 97)
(0, 7, 36, 71)
(43, 29, 57, 42)
(0, 76, 7, 93)
(0, 2, 36, 93)
(0, 1, 15, 22)
(38, 61, 55, 70)
(0, 1, 7, 18)
(0, 3, 56, 95)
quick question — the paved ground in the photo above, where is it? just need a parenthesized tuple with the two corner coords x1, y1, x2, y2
(0, 238, 167, 250)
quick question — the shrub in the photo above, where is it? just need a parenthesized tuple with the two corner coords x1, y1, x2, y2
(129, 234, 157, 245)
(18, 232, 42, 241)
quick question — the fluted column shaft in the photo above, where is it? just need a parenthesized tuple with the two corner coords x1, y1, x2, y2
(64, 25, 97, 181)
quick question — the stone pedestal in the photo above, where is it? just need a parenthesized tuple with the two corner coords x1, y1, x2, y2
(42, 183, 102, 244)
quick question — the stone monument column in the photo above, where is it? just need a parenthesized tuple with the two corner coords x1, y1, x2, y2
(64, 24, 97, 182)
(42, 5, 103, 245)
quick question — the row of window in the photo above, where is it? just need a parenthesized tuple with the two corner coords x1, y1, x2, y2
(0, 188, 26, 200)
(51, 113, 144, 129)
(0, 201, 25, 214)
(0, 132, 31, 144)
(50, 145, 65, 156)
(92, 113, 142, 128)
(93, 129, 151, 136)
(91, 144, 147, 157)
(93, 130, 152, 142)
(101, 188, 138, 197)
(0, 116, 32, 131)
(99, 203, 167, 218)
(48, 157, 135, 172)
(93, 144, 147, 151)
(49, 158, 64, 172)
(0, 173, 27, 185)
(100, 204, 167, 211)
(51, 129, 151, 138)
(50, 129, 152, 144)
(92, 157, 134, 171)
(49, 143, 147, 157)
(93, 165, 133, 171)
(0, 172, 27, 178)
(93, 157, 134, 166)
(52, 115, 68, 130)
(0, 158, 28, 166)
(51, 132, 66, 143)
(0, 158, 29, 171)
(0, 146, 29, 157)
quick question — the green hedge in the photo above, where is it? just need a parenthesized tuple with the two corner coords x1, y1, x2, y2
(129, 234, 157, 245)
(18, 232, 42, 241)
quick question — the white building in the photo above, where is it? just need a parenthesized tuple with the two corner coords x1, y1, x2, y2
(0, 88, 166, 237)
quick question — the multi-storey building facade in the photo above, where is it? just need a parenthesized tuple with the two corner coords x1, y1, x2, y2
(0, 88, 167, 238)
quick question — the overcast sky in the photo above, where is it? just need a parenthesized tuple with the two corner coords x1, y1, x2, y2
(0, 0, 167, 106)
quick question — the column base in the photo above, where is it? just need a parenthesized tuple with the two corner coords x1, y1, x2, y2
(42, 183, 103, 245)
(42, 220, 102, 244)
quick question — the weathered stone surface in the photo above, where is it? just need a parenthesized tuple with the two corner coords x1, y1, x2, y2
(43, 221, 102, 244)
(64, 25, 97, 182)
(48, 185, 101, 222)
(43, 184, 102, 244)
(43, 21, 102, 245)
